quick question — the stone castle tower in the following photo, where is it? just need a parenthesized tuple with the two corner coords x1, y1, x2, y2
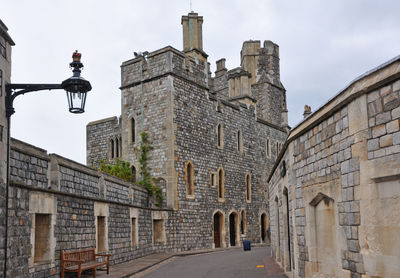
(87, 12, 288, 249)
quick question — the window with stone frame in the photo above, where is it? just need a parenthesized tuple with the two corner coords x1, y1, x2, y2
(218, 167, 225, 200)
(131, 118, 136, 143)
(0, 36, 6, 59)
(110, 139, 114, 158)
(185, 161, 195, 197)
(210, 172, 217, 187)
(266, 138, 271, 157)
(0, 125, 3, 142)
(237, 130, 243, 153)
(246, 173, 251, 202)
(217, 124, 224, 148)
(34, 214, 51, 263)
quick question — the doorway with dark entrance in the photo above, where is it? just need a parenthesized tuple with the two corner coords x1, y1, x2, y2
(213, 212, 223, 248)
(229, 212, 238, 247)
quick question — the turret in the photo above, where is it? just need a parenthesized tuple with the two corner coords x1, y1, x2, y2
(181, 12, 208, 62)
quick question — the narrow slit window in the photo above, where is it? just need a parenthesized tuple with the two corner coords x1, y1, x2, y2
(246, 173, 251, 202)
(110, 139, 114, 158)
(218, 168, 224, 199)
(185, 161, 194, 196)
(217, 124, 223, 148)
(131, 118, 135, 143)
(116, 138, 119, 158)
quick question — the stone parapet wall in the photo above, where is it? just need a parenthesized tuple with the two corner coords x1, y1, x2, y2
(6, 138, 173, 278)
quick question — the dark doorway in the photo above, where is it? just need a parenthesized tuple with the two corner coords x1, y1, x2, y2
(283, 188, 292, 270)
(261, 213, 266, 242)
(229, 213, 236, 247)
(213, 212, 222, 248)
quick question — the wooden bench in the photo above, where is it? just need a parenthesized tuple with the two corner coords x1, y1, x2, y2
(61, 248, 111, 278)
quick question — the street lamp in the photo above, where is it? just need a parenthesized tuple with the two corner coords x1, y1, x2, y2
(3, 51, 91, 277)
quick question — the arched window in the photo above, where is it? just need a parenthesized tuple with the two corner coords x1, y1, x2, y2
(266, 138, 270, 157)
(131, 166, 136, 182)
(185, 161, 195, 196)
(110, 139, 114, 158)
(116, 138, 119, 158)
(246, 173, 251, 202)
(217, 124, 223, 148)
(218, 168, 224, 200)
(131, 118, 135, 143)
(237, 130, 242, 153)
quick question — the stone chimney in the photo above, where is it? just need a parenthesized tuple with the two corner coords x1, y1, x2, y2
(181, 12, 208, 61)
(303, 105, 312, 119)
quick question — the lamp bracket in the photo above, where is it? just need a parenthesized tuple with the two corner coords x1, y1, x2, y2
(5, 83, 62, 118)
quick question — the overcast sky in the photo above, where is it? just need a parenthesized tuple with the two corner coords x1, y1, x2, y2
(2, 0, 400, 164)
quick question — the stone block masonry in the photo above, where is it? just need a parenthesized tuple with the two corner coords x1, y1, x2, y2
(268, 56, 400, 278)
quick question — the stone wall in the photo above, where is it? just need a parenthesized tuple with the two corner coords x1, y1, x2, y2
(268, 56, 400, 278)
(7, 138, 172, 278)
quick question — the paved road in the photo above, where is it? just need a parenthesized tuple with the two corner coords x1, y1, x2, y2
(137, 246, 287, 278)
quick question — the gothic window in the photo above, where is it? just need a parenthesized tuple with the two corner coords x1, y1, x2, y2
(266, 138, 270, 157)
(116, 138, 119, 158)
(131, 118, 135, 143)
(237, 130, 243, 153)
(246, 173, 251, 202)
(185, 161, 195, 196)
(110, 139, 114, 158)
(218, 167, 225, 200)
(217, 124, 223, 148)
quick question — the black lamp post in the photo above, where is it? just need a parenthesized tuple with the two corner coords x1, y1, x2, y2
(3, 51, 91, 277)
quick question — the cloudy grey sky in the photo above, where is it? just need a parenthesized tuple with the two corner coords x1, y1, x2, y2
(2, 0, 400, 164)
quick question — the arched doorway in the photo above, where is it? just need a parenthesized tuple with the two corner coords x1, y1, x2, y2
(213, 212, 224, 248)
(261, 213, 268, 242)
(229, 212, 238, 247)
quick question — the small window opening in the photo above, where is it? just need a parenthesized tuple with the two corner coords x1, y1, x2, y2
(34, 214, 51, 263)
(131, 217, 137, 247)
(97, 216, 106, 252)
(153, 219, 165, 243)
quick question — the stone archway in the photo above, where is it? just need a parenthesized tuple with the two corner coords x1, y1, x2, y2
(213, 211, 224, 248)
